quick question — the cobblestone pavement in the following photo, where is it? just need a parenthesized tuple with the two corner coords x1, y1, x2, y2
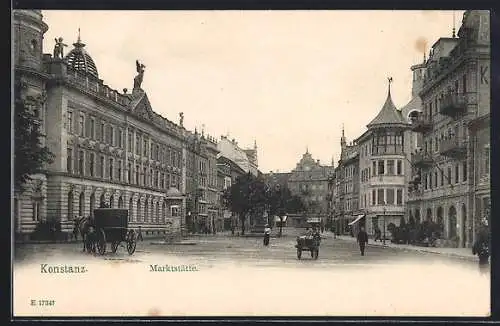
(13, 235, 490, 317)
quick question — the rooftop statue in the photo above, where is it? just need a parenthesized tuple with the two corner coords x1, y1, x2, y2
(134, 60, 146, 89)
(179, 112, 184, 127)
(53, 37, 67, 59)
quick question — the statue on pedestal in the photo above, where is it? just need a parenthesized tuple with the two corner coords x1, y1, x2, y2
(133, 60, 146, 89)
(53, 37, 67, 59)
(179, 112, 184, 127)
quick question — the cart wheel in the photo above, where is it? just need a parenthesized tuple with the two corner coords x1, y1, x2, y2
(314, 249, 319, 260)
(97, 229, 106, 255)
(127, 230, 137, 255)
(111, 241, 119, 253)
(297, 248, 302, 260)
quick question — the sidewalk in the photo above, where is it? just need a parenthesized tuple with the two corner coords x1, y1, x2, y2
(334, 235, 476, 261)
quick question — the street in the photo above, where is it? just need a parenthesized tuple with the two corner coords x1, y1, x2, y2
(13, 234, 490, 317)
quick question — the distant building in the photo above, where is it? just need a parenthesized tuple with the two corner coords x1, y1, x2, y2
(287, 150, 335, 227)
(217, 155, 246, 231)
(217, 136, 258, 176)
(407, 10, 490, 248)
(332, 127, 360, 234)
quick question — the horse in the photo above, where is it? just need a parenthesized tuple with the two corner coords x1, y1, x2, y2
(74, 216, 95, 252)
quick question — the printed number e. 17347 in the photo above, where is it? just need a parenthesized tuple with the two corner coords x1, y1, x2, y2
(31, 299, 55, 306)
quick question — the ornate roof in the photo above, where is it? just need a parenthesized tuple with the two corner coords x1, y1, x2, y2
(366, 79, 407, 129)
(65, 30, 99, 79)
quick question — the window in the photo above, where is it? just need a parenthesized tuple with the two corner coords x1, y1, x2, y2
(109, 158, 114, 180)
(386, 189, 395, 205)
(377, 189, 384, 205)
(118, 129, 123, 148)
(32, 201, 40, 221)
(128, 163, 132, 183)
(455, 164, 459, 184)
(440, 169, 444, 186)
(150, 168, 153, 186)
(447, 167, 452, 185)
(78, 114, 84, 137)
(462, 74, 467, 93)
(143, 138, 148, 156)
(110, 126, 114, 146)
(463, 162, 467, 182)
(136, 165, 140, 184)
(396, 160, 402, 175)
(78, 150, 84, 175)
(100, 122, 105, 142)
(434, 171, 438, 188)
(67, 111, 73, 133)
(161, 172, 165, 188)
(90, 118, 95, 139)
(429, 173, 432, 189)
(128, 132, 133, 152)
(387, 160, 395, 175)
(89, 153, 95, 176)
(136, 135, 140, 155)
(424, 173, 428, 189)
(118, 160, 122, 181)
(67, 148, 73, 173)
(100, 156, 105, 178)
(143, 167, 147, 185)
(396, 189, 403, 205)
(378, 160, 385, 175)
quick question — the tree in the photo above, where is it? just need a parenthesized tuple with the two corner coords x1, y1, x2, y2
(266, 185, 305, 237)
(223, 172, 267, 235)
(14, 79, 55, 193)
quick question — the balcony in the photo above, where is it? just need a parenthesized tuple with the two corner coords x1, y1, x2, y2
(410, 116, 433, 133)
(439, 93, 467, 117)
(411, 151, 433, 169)
(439, 137, 467, 158)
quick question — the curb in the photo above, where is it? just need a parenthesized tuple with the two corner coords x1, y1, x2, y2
(364, 243, 476, 261)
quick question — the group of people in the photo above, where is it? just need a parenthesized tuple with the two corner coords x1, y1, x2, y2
(355, 224, 490, 269)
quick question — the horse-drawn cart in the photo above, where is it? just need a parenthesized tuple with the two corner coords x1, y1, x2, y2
(295, 233, 321, 260)
(89, 208, 137, 255)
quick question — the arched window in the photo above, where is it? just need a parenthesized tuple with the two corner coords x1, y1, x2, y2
(163, 201, 167, 223)
(136, 198, 141, 222)
(156, 202, 160, 223)
(100, 193, 105, 208)
(90, 192, 95, 217)
(129, 197, 134, 221)
(426, 208, 432, 221)
(144, 198, 149, 223)
(79, 192, 85, 216)
(109, 194, 114, 208)
(118, 196, 123, 208)
(449, 206, 457, 238)
(67, 191, 74, 219)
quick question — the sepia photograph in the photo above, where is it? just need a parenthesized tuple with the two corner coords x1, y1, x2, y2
(12, 9, 491, 318)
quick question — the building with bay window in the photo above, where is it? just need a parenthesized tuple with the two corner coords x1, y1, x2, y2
(407, 10, 490, 248)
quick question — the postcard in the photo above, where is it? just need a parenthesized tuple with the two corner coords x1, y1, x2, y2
(12, 9, 491, 318)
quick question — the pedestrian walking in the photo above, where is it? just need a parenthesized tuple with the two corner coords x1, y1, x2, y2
(473, 220, 490, 273)
(357, 226, 368, 256)
(374, 226, 381, 242)
(137, 226, 143, 241)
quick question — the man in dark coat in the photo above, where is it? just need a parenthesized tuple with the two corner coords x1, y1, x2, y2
(472, 221, 490, 272)
(357, 226, 369, 256)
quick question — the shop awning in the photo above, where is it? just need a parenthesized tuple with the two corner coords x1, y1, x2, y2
(307, 217, 321, 223)
(274, 215, 287, 222)
(348, 214, 366, 226)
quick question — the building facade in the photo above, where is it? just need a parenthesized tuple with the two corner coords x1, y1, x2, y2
(12, 10, 216, 240)
(287, 150, 334, 227)
(333, 128, 360, 234)
(355, 82, 411, 236)
(217, 136, 259, 176)
(407, 10, 490, 248)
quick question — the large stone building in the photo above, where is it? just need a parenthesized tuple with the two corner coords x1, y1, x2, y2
(407, 10, 490, 248)
(217, 136, 258, 176)
(184, 130, 220, 234)
(332, 127, 360, 234)
(12, 10, 216, 240)
(286, 150, 335, 227)
(354, 80, 411, 236)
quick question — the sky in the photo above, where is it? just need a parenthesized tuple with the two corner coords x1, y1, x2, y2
(41, 10, 464, 173)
